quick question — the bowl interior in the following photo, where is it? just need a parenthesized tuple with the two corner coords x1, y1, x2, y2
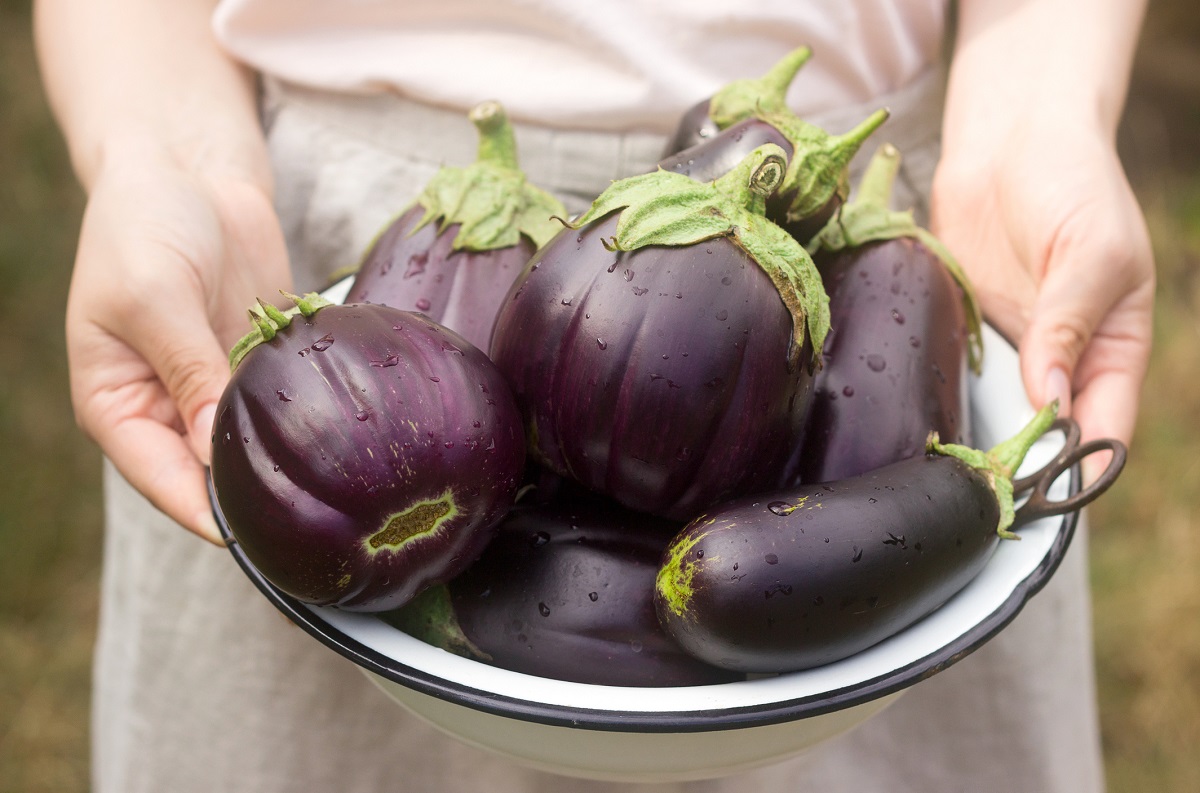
(214, 278, 1080, 743)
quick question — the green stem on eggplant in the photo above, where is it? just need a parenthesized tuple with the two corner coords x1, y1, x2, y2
(808, 144, 985, 373)
(402, 101, 566, 251)
(708, 46, 812, 129)
(228, 292, 334, 371)
(928, 400, 1060, 540)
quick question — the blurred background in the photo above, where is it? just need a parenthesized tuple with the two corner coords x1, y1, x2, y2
(1, 1, 1198, 791)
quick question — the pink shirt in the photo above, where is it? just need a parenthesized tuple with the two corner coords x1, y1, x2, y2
(214, 0, 947, 132)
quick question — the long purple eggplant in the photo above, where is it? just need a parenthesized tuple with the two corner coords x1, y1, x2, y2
(662, 46, 812, 156)
(795, 145, 984, 484)
(656, 404, 1065, 674)
(344, 101, 565, 351)
(210, 294, 526, 612)
(384, 486, 741, 687)
(489, 145, 830, 521)
(661, 47, 889, 243)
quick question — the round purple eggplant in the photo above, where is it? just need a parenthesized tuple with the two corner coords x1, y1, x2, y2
(210, 293, 526, 612)
(796, 145, 984, 483)
(344, 100, 564, 351)
(655, 404, 1062, 674)
(489, 145, 830, 521)
(384, 486, 741, 686)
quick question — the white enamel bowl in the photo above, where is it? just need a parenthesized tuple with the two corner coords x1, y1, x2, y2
(213, 278, 1092, 783)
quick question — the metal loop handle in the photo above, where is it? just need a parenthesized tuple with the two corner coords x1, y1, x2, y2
(1011, 417, 1127, 529)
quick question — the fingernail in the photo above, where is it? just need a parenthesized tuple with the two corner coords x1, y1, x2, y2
(195, 511, 225, 547)
(1044, 366, 1072, 413)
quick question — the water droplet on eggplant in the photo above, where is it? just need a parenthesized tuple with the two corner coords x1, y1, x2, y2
(415, 298, 431, 311)
(892, 309, 906, 324)
(588, 591, 599, 602)
(596, 338, 608, 350)
(404, 252, 428, 278)
(866, 354, 887, 372)
(311, 335, 334, 352)
(842, 386, 855, 397)
(370, 354, 400, 368)
(623, 269, 634, 282)
(276, 390, 292, 402)
(561, 297, 572, 306)
(715, 309, 729, 321)
(764, 553, 779, 565)
(355, 410, 369, 422)
(767, 501, 795, 516)
(538, 602, 551, 617)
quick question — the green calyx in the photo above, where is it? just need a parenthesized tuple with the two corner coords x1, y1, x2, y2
(767, 107, 891, 224)
(381, 585, 492, 662)
(808, 144, 985, 374)
(564, 143, 831, 369)
(928, 401, 1059, 540)
(708, 46, 812, 129)
(703, 47, 888, 229)
(406, 100, 566, 252)
(228, 291, 333, 371)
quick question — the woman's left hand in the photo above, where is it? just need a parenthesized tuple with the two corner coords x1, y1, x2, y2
(931, 115, 1155, 451)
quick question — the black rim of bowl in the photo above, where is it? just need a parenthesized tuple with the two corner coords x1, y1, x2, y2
(208, 464, 1080, 734)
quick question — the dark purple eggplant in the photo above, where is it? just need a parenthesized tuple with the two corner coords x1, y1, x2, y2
(489, 145, 830, 521)
(796, 145, 984, 484)
(662, 46, 811, 156)
(661, 48, 888, 243)
(655, 403, 1071, 674)
(660, 112, 888, 244)
(384, 486, 741, 686)
(210, 293, 526, 612)
(344, 101, 564, 351)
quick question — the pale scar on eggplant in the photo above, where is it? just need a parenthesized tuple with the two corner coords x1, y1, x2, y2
(656, 525, 719, 619)
(367, 492, 459, 553)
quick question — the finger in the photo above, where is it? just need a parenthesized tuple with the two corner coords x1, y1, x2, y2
(102, 414, 226, 546)
(1016, 258, 1131, 423)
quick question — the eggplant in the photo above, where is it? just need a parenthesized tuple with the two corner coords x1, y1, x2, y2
(660, 47, 888, 243)
(384, 486, 741, 687)
(210, 293, 526, 612)
(796, 145, 984, 483)
(655, 403, 1065, 673)
(344, 101, 565, 351)
(489, 145, 830, 521)
(660, 113, 887, 245)
(662, 46, 812, 156)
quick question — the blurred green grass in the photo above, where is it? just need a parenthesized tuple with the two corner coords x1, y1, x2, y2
(0, 2, 1197, 791)
(0, 3, 98, 792)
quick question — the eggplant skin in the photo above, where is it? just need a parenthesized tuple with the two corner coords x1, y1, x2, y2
(655, 454, 1000, 673)
(489, 213, 814, 521)
(795, 237, 971, 484)
(660, 98, 720, 158)
(344, 207, 536, 352)
(210, 304, 526, 612)
(438, 488, 742, 687)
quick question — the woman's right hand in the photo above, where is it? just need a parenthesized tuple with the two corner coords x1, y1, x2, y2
(66, 141, 291, 544)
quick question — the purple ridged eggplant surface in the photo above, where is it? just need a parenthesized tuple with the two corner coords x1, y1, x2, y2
(211, 301, 526, 612)
(344, 208, 536, 352)
(489, 213, 813, 521)
(798, 236, 972, 483)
